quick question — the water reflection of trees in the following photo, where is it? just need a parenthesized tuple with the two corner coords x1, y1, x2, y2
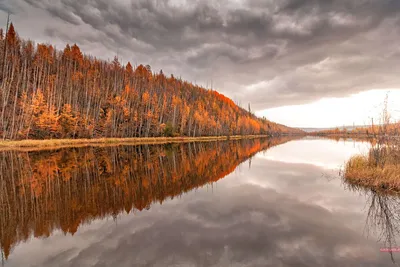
(0, 137, 294, 260)
(345, 184, 400, 264)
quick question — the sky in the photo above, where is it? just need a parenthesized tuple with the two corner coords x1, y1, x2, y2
(1, 0, 400, 128)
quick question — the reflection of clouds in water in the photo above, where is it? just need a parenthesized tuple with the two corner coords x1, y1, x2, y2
(226, 157, 366, 218)
(5, 138, 396, 267)
(256, 139, 371, 170)
(7, 184, 392, 267)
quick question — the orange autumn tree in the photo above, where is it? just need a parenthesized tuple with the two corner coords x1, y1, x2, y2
(59, 104, 78, 138)
(30, 89, 59, 138)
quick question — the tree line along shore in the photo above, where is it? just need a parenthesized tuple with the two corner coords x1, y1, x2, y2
(0, 23, 302, 141)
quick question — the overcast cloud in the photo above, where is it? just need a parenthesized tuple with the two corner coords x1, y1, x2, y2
(1, 0, 400, 110)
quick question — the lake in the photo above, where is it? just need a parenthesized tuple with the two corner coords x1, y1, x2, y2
(1, 137, 399, 267)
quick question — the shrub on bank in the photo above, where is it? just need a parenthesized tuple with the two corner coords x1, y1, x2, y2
(344, 147, 400, 191)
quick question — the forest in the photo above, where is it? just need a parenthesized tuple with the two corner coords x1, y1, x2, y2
(0, 23, 302, 140)
(0, 137, 294, 259)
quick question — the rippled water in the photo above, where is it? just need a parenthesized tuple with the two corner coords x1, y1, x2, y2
(1, 137, 399, 267)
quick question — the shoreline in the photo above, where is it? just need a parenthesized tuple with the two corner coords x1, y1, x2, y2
(344, 175, 400, 194)
(0, 134, 390, 152)
(0, 135, 283, 151)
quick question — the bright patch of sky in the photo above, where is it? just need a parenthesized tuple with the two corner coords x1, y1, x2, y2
(257, 89, 400, 128)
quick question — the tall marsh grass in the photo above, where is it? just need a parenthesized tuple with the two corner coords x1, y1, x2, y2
(344, 141, 400, 191)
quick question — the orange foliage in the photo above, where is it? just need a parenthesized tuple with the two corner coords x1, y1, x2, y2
(0, 25, 303, 140)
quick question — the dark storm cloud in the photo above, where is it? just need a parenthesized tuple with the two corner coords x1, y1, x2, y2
(2, 0, 400, 109)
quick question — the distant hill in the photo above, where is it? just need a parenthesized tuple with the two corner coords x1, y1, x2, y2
(0, 23, 302, 139)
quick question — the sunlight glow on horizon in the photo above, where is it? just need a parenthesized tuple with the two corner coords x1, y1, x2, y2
(257, 89, 400, 128)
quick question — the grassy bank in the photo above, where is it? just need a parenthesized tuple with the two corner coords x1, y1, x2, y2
(0, 135, 274, 151)
(344, 146, 400, 192)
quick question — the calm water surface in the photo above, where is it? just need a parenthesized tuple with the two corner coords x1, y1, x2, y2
(1, 137, 400, 267)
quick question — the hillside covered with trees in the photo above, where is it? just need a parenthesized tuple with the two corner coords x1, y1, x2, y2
(0, 24, 302, 140)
